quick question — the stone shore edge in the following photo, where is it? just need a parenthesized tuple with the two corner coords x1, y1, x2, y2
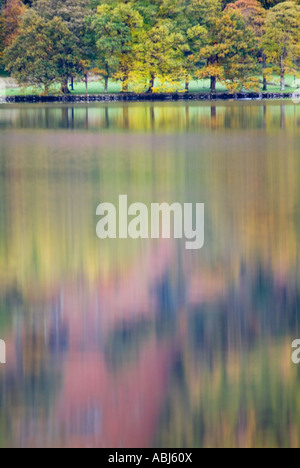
(0, 92, 296, 104)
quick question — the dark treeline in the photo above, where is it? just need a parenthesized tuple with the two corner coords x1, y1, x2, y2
(0, 0, 299, 94)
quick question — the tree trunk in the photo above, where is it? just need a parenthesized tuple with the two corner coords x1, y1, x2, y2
(44, 84, 50, 96)
(71, 76, 74, 91)
(104, 76, 108, 94)
(262, 53, 267, 92)
(61, 78, 70, 95)
(280, 52, 285, 92)
(85, 74, 88, 94)
(281, 71, 285, 91)
(122, 77, 129, 93)
(210, 76, 216, 93)
(147, 74, 155, 94)
(185, 81, 189, 93)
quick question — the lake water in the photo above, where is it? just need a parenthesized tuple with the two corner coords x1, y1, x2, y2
(0, 101, 300, 448)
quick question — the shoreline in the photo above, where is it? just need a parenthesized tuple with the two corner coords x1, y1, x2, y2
(0, 91, 297, 104)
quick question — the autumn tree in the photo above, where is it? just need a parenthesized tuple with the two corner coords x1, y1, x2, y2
(0, 0, 25, 46)
(92, 1, 143, 93)
(186, 0, 223, 92)
(263, 1, 300, 91)
(0, 0, 25, 67)
(189, 2, 259, 92)
(226, 0, 268, 90)
(218, 11, 260, 91)
(32, 0, 92, 91)
(135, 19, 186, 93)
(226, 0, 266, 30)
(122, 0, 193, 91)
(4, 10, 81, 94)
(1, 0, 300, 95)
(158, 0, 200, 91)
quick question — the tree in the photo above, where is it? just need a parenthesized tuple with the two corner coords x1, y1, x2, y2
(226, 0, 268, 90)
(135, 19, 186, 93)
(186, 0, 223, 92)
(263, 1, 300, 91)
(1, 0, 299, 96)
(0, 0, 25, 46)
(0, 0, 26, 67)
(156, 0, 200, 91)
(4, 10, 81, 94)
(92, 1, 143, 93)
(33, 0, 92, 91)
(190, 6, 259, 92)
(218, 11, 260, 91)
(130, 0, 192, 91)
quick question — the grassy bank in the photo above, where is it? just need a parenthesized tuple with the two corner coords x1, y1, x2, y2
(0, 75, 299, 97)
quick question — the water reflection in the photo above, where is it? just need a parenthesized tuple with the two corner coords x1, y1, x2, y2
(0, 102, 300, 448)
(0, 102, 299, 132)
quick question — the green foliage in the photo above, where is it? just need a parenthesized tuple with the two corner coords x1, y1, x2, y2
(32, 0, 90, 41)
(92, 1, 143, 92)
(3, 10, 81, 94)
(263, 1, 300, 90)
(135, 19, 186, 92)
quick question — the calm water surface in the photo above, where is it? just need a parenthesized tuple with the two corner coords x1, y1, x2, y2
(0, 102, 300, 448)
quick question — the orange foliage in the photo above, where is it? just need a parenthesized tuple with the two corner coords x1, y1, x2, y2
(0, 0, 26, 48)
(225, 0, 266, 35)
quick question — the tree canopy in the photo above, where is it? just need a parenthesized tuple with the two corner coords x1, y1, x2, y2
(263, 1, 300, 90)
(4, 10, 81, 93)
(0, 0, 299, 94)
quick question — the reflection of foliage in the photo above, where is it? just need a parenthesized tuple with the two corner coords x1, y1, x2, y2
(0, 326, 60, 447)
(157, 267, 300, 448)
(0, 288, 21, 333)
(105, 320, 154, 369)
(189, 268, 300, 354)
(0, 102, 298, 132)
(158, 340, 300, 448)
(0, 102, 299, 299)
(0, 103, 300, 447)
